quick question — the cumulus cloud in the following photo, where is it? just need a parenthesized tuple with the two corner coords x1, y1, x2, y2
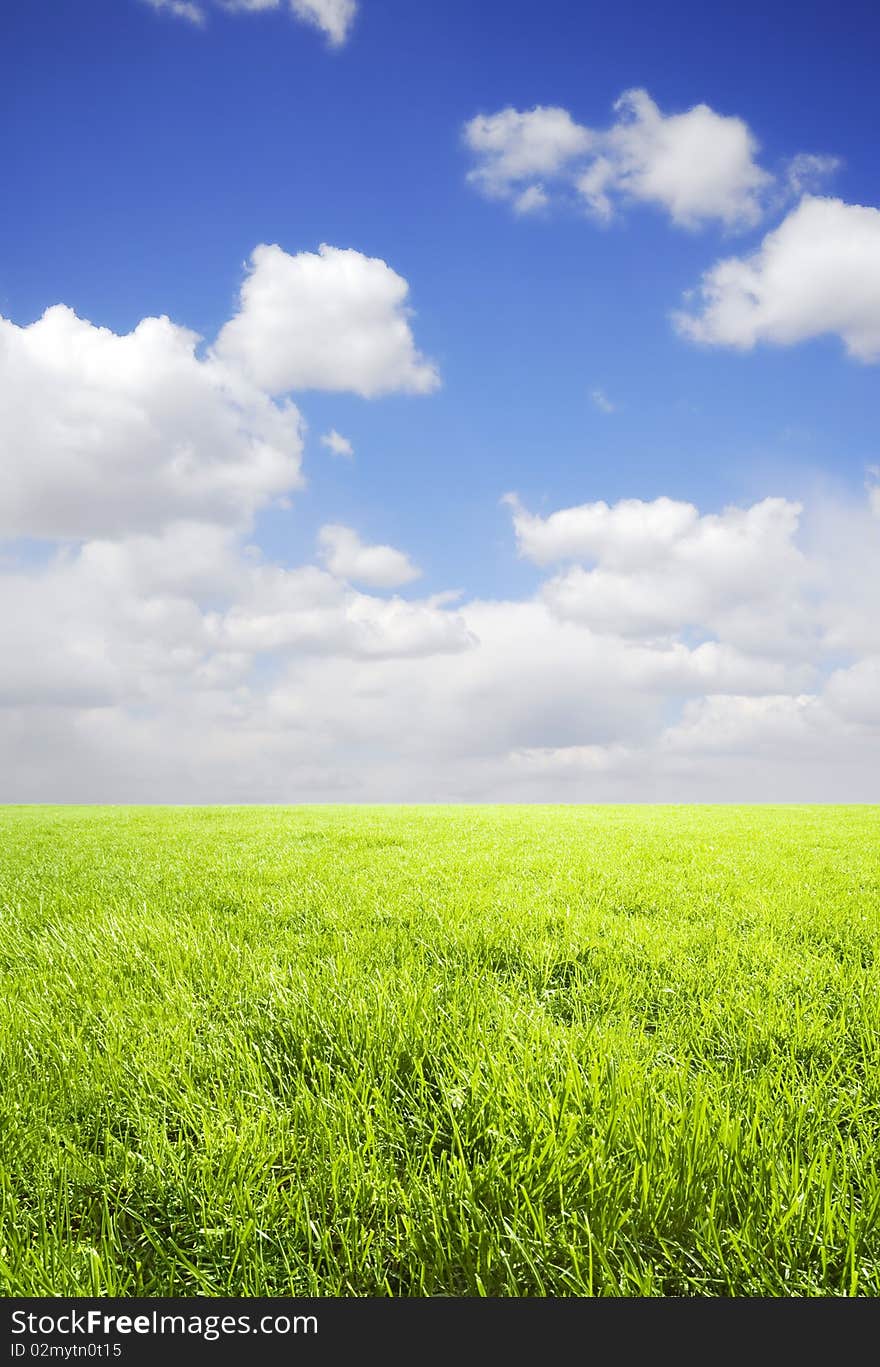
(215, 244, 440, 398)
(465, 106, 593, 200)
(0, 525, 469, 715)
(321, 429, 354, 458)
(580, 89, 771, 228)
(0, 525, 240, 710)
(825, 658, 880, 727)
(674, 195, 880, 362)
(0, 305, 304, 539)
(1, 249, 879, 799)
(207, 562, 466, 657)
(142, 0, 358, 44)
(464, 88, 778, 229)
(0, 241, 437, 541)
(506, 492, 815, 656)
(317, 524, 421, 588)
(288, 0, 357, 45)
(0, 239, 469, 777)
(3, 475, 880, 801)
(506, 491, 706, 567)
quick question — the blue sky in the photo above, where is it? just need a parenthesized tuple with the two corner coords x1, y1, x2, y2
(1, 0, 879, 800)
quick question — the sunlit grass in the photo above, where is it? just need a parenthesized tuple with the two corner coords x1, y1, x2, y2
(0, 804, 878, 1295)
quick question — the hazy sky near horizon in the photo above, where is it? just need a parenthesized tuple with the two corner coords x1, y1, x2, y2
(1, 0, 879, 801)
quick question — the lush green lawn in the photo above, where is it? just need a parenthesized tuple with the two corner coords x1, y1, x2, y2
(0, 804, 878, 1296)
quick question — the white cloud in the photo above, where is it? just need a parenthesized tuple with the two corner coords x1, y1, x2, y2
(868, 470, 880, 518)
(498, 674, 880, 803)
(289, 0, 357, 45)
(2, 258, 879, 799)
(584, 89, 771, 228)
(464, 106, 593, 199)
(505, 491, 703, 567)
(208, 561, 467, 658)
(145, 0, 205, 22)
(215, 243, 440, 398)
(317, 523, 421, 588)
(0, 524, 469, 720)
(4, 481, 880, 802)
(799, 482, 880, 657)
(507, 492, 813, 655)
(513, 184, 550, 215)
(784, 152, 841, 197)
(825, 658, 880, 727)
(143, 0, 359, 44)
(464, 88, 777, 229)
(655, 693, 841, 772)
(0, 525, 241, 710)
(0, 241, 437, 541)
(674, 195, 880, 362)
(320, 429, 354, 458)
(0, 305, 304, 539)
(590, 388, 616, 414)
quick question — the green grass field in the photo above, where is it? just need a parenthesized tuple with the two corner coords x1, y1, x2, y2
(1, 804, 879, 1297)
